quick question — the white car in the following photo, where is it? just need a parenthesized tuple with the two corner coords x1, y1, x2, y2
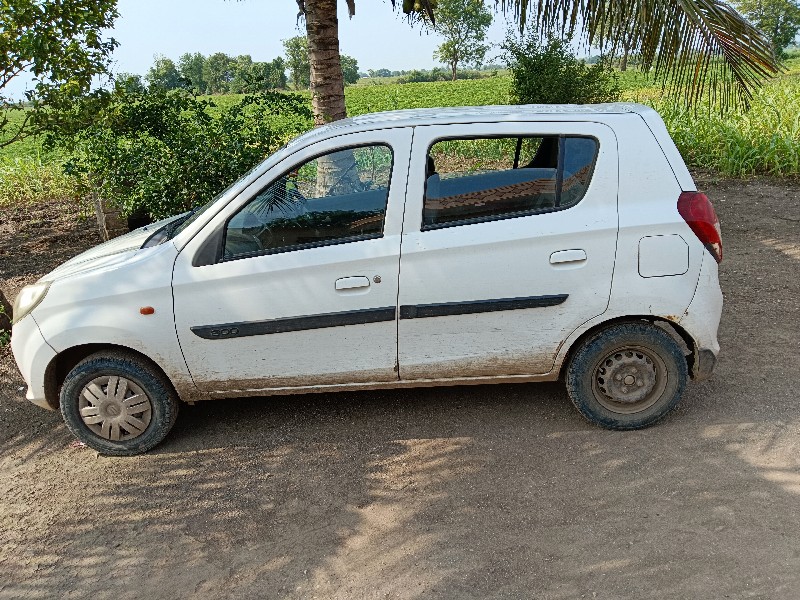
(12, 104, 723, 455)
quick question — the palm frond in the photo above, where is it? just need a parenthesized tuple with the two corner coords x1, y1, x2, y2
(390, 0, 437, 24)
(496, 0, 780, 106)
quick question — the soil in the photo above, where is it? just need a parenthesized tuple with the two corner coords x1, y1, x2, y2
(1, 177, 799, 599)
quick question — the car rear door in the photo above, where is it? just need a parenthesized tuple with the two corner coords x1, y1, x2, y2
(398, 121, 619, 380)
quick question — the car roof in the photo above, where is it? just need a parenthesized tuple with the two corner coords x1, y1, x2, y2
(286, 103, 653, 150)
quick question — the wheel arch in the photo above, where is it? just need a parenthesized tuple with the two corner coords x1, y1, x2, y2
(43, 343, 182, 410)
(558, 315, 698, 381)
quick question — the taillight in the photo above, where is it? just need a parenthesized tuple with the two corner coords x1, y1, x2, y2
(677, 191, 722, 263)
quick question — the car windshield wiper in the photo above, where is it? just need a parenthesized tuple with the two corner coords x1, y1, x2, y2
(165, 208, 198, 240)
(141, 209, 198, 249)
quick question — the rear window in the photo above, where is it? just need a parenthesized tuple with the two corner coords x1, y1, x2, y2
(423, 135, 598, 229)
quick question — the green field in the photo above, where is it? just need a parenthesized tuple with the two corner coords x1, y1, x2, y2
(1, 60, 799, 207)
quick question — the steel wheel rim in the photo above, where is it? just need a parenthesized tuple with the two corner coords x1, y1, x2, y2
(78, 376, 152, 441)
(591, 345, 668, 414)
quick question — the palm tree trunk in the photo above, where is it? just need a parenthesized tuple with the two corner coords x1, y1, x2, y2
(305, 0, 347, 125)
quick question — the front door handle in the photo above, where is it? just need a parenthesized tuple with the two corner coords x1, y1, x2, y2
(550, 249, 587, 265)
(335, 276, 371, 291)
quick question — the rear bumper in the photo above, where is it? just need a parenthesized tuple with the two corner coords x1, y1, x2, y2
(693, 348, 717, 381)
(678, 253, 722, 381)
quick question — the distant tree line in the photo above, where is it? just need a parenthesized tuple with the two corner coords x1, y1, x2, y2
(365, 64, 505, 79)
(396, 67, 500, 83)
(124, 52, 289, 94)
(119, 38, 362, 96)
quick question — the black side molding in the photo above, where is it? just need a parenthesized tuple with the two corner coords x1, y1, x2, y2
(191, 295, 569, 340)
(191, 306, 397, 340)
(399, 294, 568, 320)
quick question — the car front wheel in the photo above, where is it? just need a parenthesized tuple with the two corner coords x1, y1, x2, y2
(60, 352, 179, 456)
(565, 322, 688, 430)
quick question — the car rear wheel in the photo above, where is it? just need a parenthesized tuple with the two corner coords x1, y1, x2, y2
(565, 322, 687, 430)
(60, 352, 179, 456)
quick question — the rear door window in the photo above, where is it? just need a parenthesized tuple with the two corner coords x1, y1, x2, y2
(423, 135, 598, 229)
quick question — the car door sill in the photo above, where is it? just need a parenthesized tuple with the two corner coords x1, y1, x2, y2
(203, 372, 559, 399)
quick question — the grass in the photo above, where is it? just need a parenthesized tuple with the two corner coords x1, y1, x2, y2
(0, 109, 48, 161)
(0, 154, 82, 207)
(0, 108, 82, 207)
(346, 76, 511, 115)
(0, 302, 10, 345)
(619, 57, 800, 176)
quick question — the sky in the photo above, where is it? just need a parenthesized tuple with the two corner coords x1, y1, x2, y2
(5, 0, 529, 99)
(107, 0, 515, 76)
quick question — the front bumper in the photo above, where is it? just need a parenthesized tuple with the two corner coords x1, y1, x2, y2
(11, 314, 57, 410)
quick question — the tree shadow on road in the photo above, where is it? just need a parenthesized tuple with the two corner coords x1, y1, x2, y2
(2, 379, 800, 599)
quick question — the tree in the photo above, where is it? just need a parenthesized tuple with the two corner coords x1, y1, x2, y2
(230, 56, 288, 93)
(203, 52, 234, 94)
(115, 72, 146, 94)
(294, 0, 779, 128)
(340, 54, 360, 84)
(369, 68, 393, 78)
(433, 0, 493, 80)
(146, 55, 183, 90)
(283, 36, 311, 89)
(0, 0, 118, 147)
(229, 54, 254, 93)
(734, 0, 800, 57)
(179, 52, 207, 94)
(266, 57, 289, 89)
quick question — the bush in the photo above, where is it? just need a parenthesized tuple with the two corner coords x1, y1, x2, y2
(397, 68, 486, 84)
(51, 87, 313, 219)
(503, 32, 620, 105)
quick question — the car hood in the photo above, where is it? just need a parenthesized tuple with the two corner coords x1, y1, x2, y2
(43, 214, 184, 282)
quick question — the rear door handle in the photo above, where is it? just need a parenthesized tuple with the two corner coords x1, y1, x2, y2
(550, 249, 587, 264)
(335, 276, 371, 291)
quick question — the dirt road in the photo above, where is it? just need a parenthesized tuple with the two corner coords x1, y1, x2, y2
(1, 176, 799, 599)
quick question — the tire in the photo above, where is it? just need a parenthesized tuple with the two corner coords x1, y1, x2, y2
(565, 322, 687, 430)
(60, 352, 179, 456)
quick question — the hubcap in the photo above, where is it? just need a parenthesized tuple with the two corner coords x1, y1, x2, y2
(78, 376, 152, 441)
(592, 346, 667, 414)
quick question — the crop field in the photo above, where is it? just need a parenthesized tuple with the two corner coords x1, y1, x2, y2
(1, 58, 798, 208)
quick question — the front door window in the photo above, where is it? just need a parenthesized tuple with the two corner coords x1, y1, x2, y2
(224, 145, 393, 259)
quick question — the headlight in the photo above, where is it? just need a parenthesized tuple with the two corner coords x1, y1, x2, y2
(12, 282, 51, 324)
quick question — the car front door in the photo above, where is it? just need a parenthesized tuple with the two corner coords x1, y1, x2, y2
(172, 129, 411, 396)
(398, 121, 619, 380)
